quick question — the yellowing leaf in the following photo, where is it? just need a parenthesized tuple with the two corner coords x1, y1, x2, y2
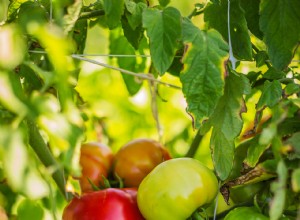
(180, 18, 228, 128)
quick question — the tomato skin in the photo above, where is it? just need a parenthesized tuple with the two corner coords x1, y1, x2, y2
(113, 138, 171, 187)
(137, 158, 218, 220)
(79, 142, 113, 193)
(62, 188, 144, 220)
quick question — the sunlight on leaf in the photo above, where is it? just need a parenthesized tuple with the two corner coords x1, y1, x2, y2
(181, 18, 228, 128)
(0, 127, 49, 199)
(0, 25, 26, 69)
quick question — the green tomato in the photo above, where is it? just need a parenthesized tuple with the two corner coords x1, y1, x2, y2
(137, 158, 218, 220)
(224, 207, 268, 220)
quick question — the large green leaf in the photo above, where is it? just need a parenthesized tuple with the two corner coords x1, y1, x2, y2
(180, 18, 228, 128)
(259, 0, 300, 70)
(103, 0, 124, 29)
(121, 17, 144, 50)
(210, 72, 250, 180)
(256, 80, 282, 110)
(204, 0, 252, 60)
(143, 7, 181, 74)
(109, 35, 143, 95)
(240, 0, 263, 39)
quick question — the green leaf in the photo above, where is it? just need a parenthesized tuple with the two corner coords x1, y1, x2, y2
(292, 168, 300, 192)
(19, 64, 43, 93)
(72, 19, 88, 54)
(270, 160, 287, 220)
(0, 71, 28, 116)
(63, 0, 83, 34)
(256, 80, 282, 110)
(109, 36, 143, 95)
(225, 207, 268, 220)
(143, 7, 182, 74)
(121, 17, 144, 50)
(204, 0, 252, 60)
(103, 0, 124, 29)
(285, 132, 300, 158)
(17, 199, 44, 220)
(259, 122, 277, 145)
(7, 0, 27, 21)
(159, 0, 170, 7)
(254, 51, 268, 67)
(244, 136, 270, 167)
(263, 67, 285, 80)
(240, 0, 263, 39)
(210, 72, 250, 180)
(284, 83, 300, 96)
(18, 1, 48, 27)
(180, 18, 228, 128)
(125, 1, 147, 30)
(259, 0, 300, 70)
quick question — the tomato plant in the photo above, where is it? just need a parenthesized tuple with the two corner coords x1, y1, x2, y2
(78, 142, 114, 193)
(137, 158, 218, 220)
(1, 0, 300, 219)
(112, 138, 171, 187)
(224, 207, 268, 220)
(62, 188, 144, 220)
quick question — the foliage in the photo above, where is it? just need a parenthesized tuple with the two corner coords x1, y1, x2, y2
(0, 0, 300, 219)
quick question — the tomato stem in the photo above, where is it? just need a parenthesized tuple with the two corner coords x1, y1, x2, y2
(185, 129, 203, 158)
(27, 119, 70, 200)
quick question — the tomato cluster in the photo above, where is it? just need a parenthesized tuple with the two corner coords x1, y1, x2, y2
(63, 139, 219, 220)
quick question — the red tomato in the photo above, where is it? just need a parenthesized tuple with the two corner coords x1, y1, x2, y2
(79, 142, 113, 193)
(112, 138, 171, 187)
(62, 188, 144, 220)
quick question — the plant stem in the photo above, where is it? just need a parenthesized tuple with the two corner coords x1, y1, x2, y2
(185, 129, 203, 158)
(27, 119, 70, 200)
(78, 10, 105, 20)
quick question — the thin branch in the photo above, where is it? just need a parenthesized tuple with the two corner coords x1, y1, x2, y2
(50, 0, 53, 23)
(148, 76, 163, 142)
(78, 9, 105, 20)
(74, 54, 152, 58)
(27, 119, 70, 201)
(71, 55, 182, 89)
(184, 129, 203, 157)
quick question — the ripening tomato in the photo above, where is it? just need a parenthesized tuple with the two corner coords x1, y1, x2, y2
(137, 158, 218, 220)
(79, 142, 113, 193)
(62, 188, 144, 220)
(112, 138, 171, 187)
